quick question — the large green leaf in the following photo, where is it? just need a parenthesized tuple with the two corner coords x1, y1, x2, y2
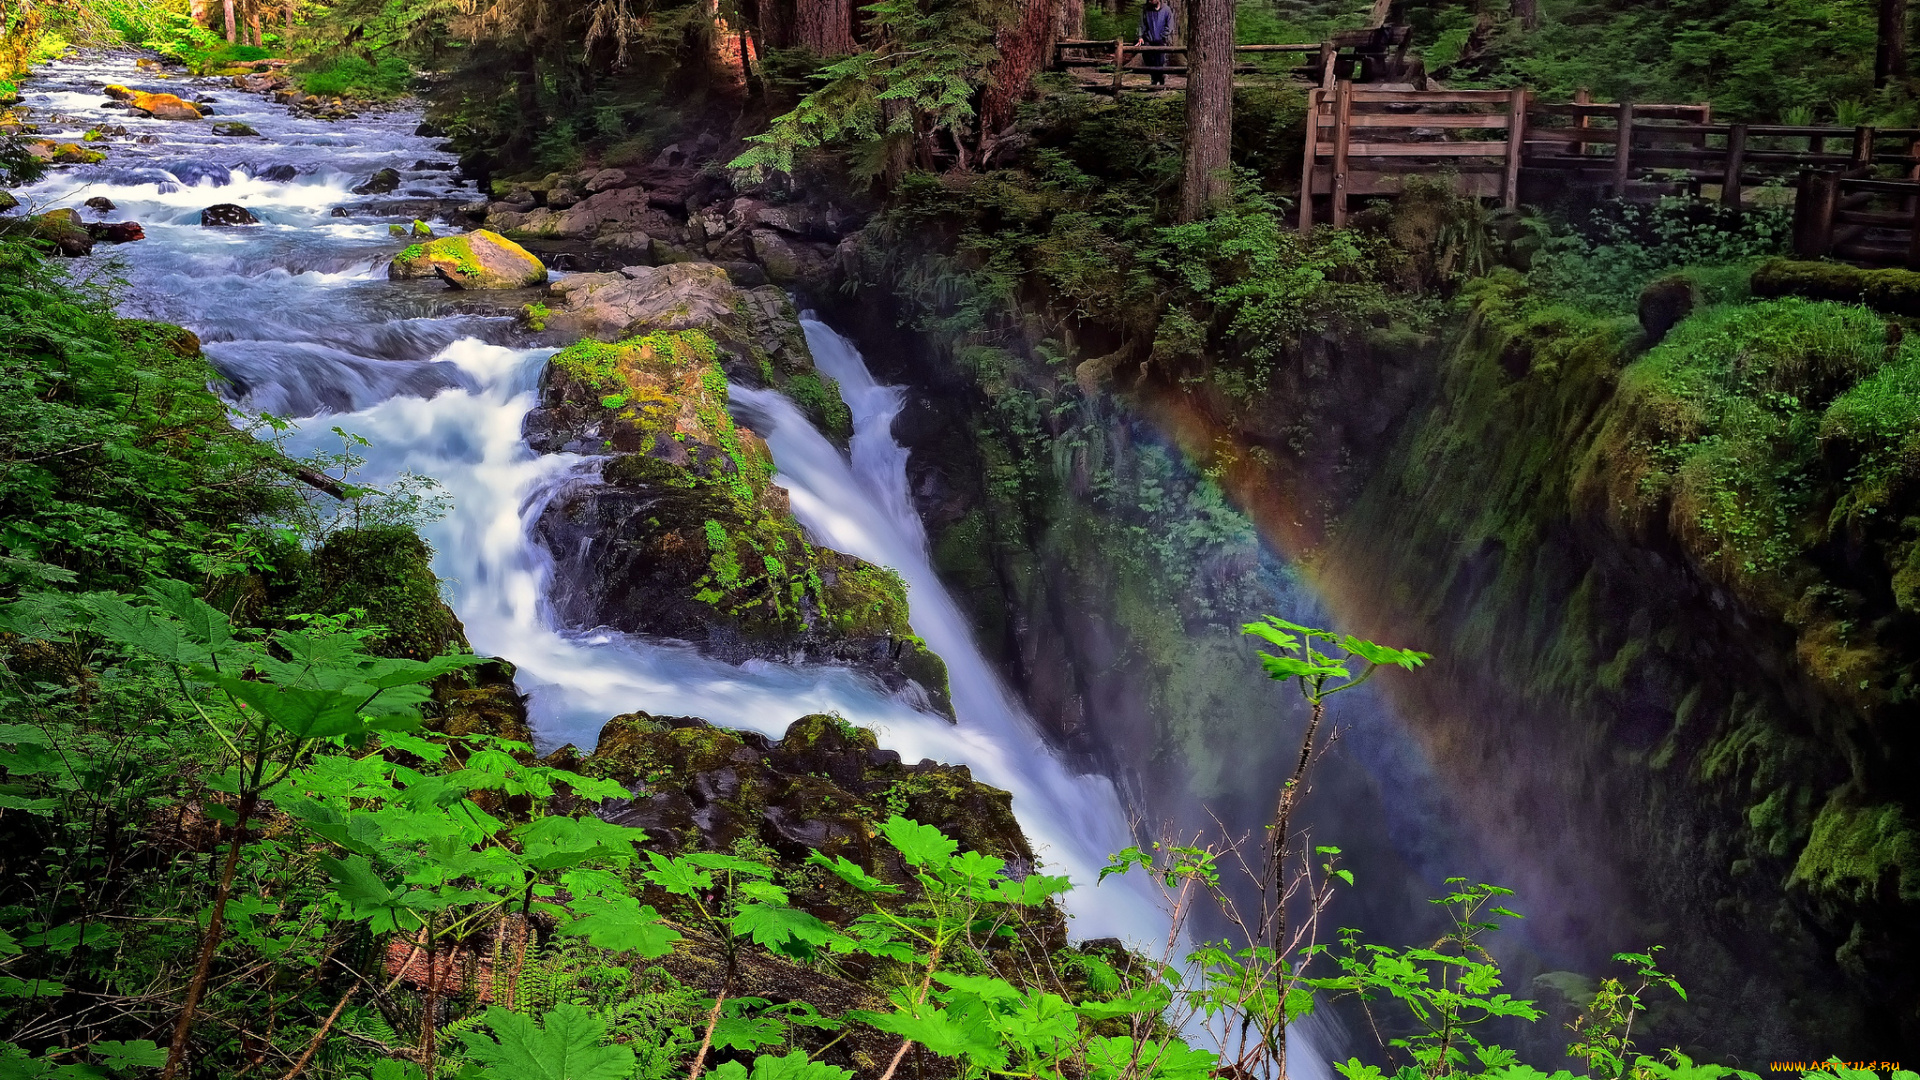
(707, 1053, 852, 1080)
(879, 816, 958, 869)
(460, 1003, 637, 1080)
(214, 676, 368, 740)
(731, 903, 835, 958)
(805, 851, 899, 893)
(854, 1005, 1002, 1068)
(555, 896, 680, 958)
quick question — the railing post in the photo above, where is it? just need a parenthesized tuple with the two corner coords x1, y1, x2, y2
(1721, 123, 1748, 209)
(1113, 37, 1125, 94)
(1907, 191, 1920, 271)
(1300, 87, 1320, 235)
(1572, 87, 1590, 156)
(1792, 169, 1840, 259)
(1612, 101, 1635, 198)
(1504, 87, 1527, 208)
(1331, 78, 1353, 228)
(1853, 125, 1876, 169)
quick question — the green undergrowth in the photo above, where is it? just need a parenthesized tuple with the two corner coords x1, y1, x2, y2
(293, 52, 414, 99)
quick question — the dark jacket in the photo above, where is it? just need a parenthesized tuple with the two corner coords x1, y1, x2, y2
(1138, 4, 1172, 44)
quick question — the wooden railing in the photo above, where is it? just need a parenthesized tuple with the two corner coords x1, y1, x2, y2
(1792, 170, 1920, 269)
(1052, 39, 1320, 93)
(1300, 85, 1527, 232)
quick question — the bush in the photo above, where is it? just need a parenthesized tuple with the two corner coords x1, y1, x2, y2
(296, 53, 414, 99)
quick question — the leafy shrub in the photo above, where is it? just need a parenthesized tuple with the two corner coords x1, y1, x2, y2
(296, 53, 414, 99)
(1527, 196, 1791, 315)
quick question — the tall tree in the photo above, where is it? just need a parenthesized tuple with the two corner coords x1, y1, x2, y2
(191, 0, 212, 29)
(980, 0, 1065, 140)
(1178, 0, 1233, 219)
(222, 0, 238, 42)
(795, 0, 855, 54)
(1877, 0, 1908, 87)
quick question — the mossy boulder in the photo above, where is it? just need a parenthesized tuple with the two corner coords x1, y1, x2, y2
(126, 91, 202, 120)
(388, 229, 547, 290)
(266, 525, 465, 661)
(525, 331, 951, 716)
(1751, 257, 1920, 317)
(4, 208, 94, 256)
(48, 142, 105, 165)
(568, 712, 1032, 878)
(540, 261, 850, 440)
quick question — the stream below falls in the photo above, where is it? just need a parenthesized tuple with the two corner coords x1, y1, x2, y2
(11, 48, 1364, 1070)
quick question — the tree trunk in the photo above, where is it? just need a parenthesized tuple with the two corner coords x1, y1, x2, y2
(1179, 0, 1234, 220)
(1056, 0, 1085, 45)
(1878, 0, 1909, 88)
(247, 0, 264, 47)
(191, 0, 212, 29)
(795, 0, 855, 53)
(755, 0, 796, 50)
(1511, 0, 1537, 30)
(981, 0, 1064, 139)
(222, 0, 239, 43)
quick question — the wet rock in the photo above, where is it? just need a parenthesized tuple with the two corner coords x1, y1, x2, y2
(255, 163, 299, 182)
(212, 121, 261, 137)
(48, 143, 104, 165)
(583, 167, 628, 193)
(351, 168, 402, 195)
(127, 92, 202, 121)
(200, 203, 259, 226)
(496, 185, 650, 240)
(170, 162, 231, 187)
(579, 714, 1023, 869)
(541, 262, 738, 341)
(747, 228, 834, 287)
(0, 191, 16, 213)
(83, 196, 115, 213)
(387, 229, 547, 290)
(329, 206, 351, 217)
(523, 336, 951, 714)
(414, 121, 444, 137)
(86, 221, 145, 243)
(101, 85, 134, 101)
(8, 208, 93, 256)
(1639, 274, 1700, 346)
(718, 260, 768, 288)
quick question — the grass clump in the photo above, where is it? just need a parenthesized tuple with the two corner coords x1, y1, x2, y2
(295, 52, 414, 99)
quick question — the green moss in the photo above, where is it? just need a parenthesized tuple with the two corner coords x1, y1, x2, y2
(1790, 794, 1920, 905)
(271, 525, 461, 660)
(1751, 258, 1920, 318)
(785, 372, 854, 443)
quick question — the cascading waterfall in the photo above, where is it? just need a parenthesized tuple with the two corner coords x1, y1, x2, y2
(19, 49, 1336, 1069)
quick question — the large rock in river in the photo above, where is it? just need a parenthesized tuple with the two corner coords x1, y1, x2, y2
(524, 330, 950, 716)
(538, 262, 850, 441)
(388, 229, 547, 290)
(127, 92, 202, 120)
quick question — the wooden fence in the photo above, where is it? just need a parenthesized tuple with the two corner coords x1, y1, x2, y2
(1300, 82, 1920, 268)
(1052, 39, 1318, 92)
(1300, 85, 1527, 231)
(1049, 25, 1415, 93)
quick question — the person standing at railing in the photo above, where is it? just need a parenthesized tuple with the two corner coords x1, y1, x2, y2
(1136, 0, 1173, 85)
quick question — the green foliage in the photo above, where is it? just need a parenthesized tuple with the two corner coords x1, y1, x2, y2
(1525, 198, 1790, 316)
(296, 53, 415, 99)
(1242, 615, 1430, 701)
(461, 1003, 638, 1080)
(1406, 0, 1882, 123)
(0, 240, 298, 592)
(731, 0, 1003, 183)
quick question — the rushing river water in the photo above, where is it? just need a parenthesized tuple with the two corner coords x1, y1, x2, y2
(18, 50, 1185, 940)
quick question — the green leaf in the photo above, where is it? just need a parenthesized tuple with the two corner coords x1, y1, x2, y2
(854, 1006, 1002, 1068)
(556, 896, 680, 957)
(710, 1015, 785, 1052)
(461, 1004, 637, 1080)
(1085, 1036, 1218, 1080)
(879, 816, 958, 868)
(642, 851, 713, 896)
(805, 851, 899, 893)
(709, 1054, 851, 1080)
(1339, 635, 1430, 670)
(214, 675, 368, 740)
(732, 904, 836, 958)
(87, 1042, 166, 1073)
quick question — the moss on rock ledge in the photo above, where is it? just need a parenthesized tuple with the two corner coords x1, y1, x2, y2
(525, 331, 953, 717)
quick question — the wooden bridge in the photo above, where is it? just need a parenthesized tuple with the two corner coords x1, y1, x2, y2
(1050, 25, 1416, 94)
(1299, 82, 1920, 269)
